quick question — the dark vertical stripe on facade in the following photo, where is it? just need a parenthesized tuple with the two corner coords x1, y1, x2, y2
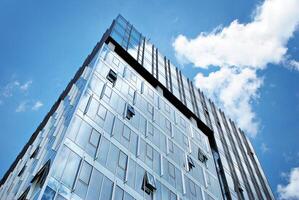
(141, 37, 145, 66)
(164, 56, 168, 89)
(231, 121, 267, 199)
(176, 67, 183, 101)
(155, 48, 159, 80)
(209, 101, 236, 200)
(179, 71, 187, 105)
(210, 100, 246, 200)
(239, 128, 273, 199)
(167, 60, 173, 93)
(136, 35, 141, 63)
(151, 44, 155, 75)
(198, 90, 212, 129)
(190, 82, 200, 119)
(187, 79, 196, 114)
(229, 119, 265, 199)
(219, 111, 255, 200)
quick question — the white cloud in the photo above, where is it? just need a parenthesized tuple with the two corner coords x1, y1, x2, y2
(261, 142, 270, 153)
(1, 79, 33, 98)
(289, 60, 299, 71)
(194, 67, 262, 135)
(2, 80, 21, 97)
(15, 101, 29, 112)
(277, 167, 299, 199)
(32, 100, 43, 111)
(20, 80, 33, 92)
(173, 0, 299, 137)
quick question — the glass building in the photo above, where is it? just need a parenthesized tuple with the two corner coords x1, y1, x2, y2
(0, 15, 274, 200)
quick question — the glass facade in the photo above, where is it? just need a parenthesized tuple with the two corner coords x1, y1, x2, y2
(0, 15, 274, 200)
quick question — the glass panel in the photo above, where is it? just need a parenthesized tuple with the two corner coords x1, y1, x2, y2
(99, 177, 113, 200)
(85, 168, 103, 200)
(41, 186, 55, 200)
(61, 150, 81, 188)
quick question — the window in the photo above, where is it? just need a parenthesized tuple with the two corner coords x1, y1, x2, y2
(128, 87, 135, 99)
(103, 85, 112, 99)
(147, 123, 154, 137)
(198, 148, 208, 163)
(168, 140, 174, 153)
(118, 151, 128, 170)
(180, 117, 186, 128)
(41, 186, 55, 200)
(146, 144, 153, 161)
(148, 88, 154, 98)
(97, 105, 107, 120)
(122, 125, 131, 141)
(168, 162, 175, 179)
(60, 150, 81, 189)
(106, 69, 117, 85)
(165, 103, 170, 113)
(30, 146, 40, 159)
(18, 186, 30, 200)
(147, 103, 153, 116)
(112, 56, 120, 67)
(30, 160, 51, 188)
(89, 129, 100, 147)
(189, 179, 196, 196)
(79, 161, 92, 184)
(165, 119, 171, 134)
(126, 104, 135, 120)
(18, 165, 26, 177)
(74, 161, 92, 199)
(142, 172, 156, 195)
(187, 156, 195, 171)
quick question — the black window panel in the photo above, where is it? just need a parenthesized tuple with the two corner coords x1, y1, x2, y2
(126, 104, 135, 120)
(31, 159, 51, 187)
(187, 156, 195, 170)
(198, 148, 208, 163)
(30, 146, 40, 159)
(18, 186, 30, 200)
(18, 165, 26, 177)
(141, 172, 156, 194)
(106, 69, 117, 85)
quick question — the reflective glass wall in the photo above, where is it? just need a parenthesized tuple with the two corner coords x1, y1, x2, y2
(0, 15, 274, 200)
(40, 44, 222, 200)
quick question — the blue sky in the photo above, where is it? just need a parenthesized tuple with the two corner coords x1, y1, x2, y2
(0, 0, 298, 199)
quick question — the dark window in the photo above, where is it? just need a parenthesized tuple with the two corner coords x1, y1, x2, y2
(198, 148, 208, 163)
(18, 165, 26, 177)
(31, 160, 51, 187)
(187, 156, 195, 170)
(126, 104, 135, 120)
(106, 69, 117, 85)
(30, 146, 40, 159)
(142, 172, 156, 195)
(18, 186, 30, 200)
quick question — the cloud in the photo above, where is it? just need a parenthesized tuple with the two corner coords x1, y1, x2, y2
(289, 60, 299, 71)
(173, 0, 299, 137)
(15, 100, 43, 112)
(32, 100, 43, 111)
(20, 80, 33, 92)
(1, 79, 33, 98)
(194, 67, 262, 134)
(15, 101, 29, 112)
(261, 142, 270, 153)
(2, 81, 21, 97)
(277, 167, 299, 199)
